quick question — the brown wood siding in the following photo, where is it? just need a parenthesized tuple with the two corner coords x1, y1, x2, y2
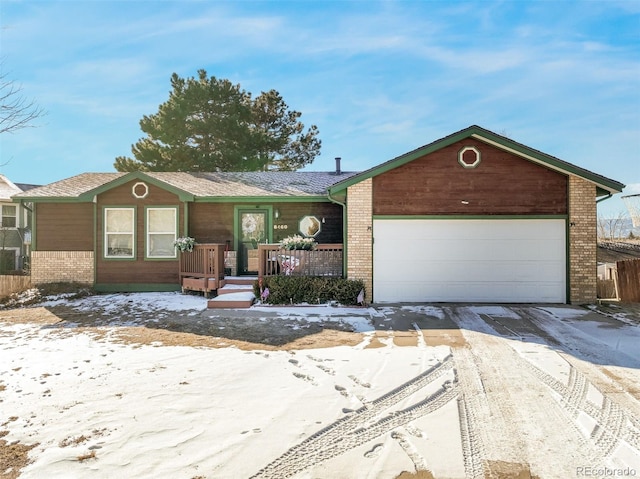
(96, 180, 182, 285)
(188, 202, 343, 245)
(189, 203, 235, 244)
(373, 138, 568, 215)
(35, 203, 94, 251)
(272, 202, 343, 244)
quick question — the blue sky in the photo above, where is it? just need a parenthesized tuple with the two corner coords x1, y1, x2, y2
(1, 0, 638, 218)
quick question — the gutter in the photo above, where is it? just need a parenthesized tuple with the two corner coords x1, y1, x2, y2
(327, 188, 348, 278)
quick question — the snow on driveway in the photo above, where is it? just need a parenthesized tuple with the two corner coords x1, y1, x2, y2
(1, 295, 639, 479)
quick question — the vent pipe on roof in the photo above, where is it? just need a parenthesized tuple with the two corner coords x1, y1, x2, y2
(335, 157, 341, 175)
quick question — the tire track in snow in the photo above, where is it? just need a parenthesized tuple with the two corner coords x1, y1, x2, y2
(511, 307, 640, 457)
(522, 357, 640, 456)
(452, 346, 488, 479)
(250, 355, 456, 478)
(450, 306, 604, 478)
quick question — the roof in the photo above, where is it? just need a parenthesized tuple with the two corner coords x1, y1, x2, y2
(0, 174, 36, 201)
(328, 125, 625, 197)
(597, 242, 640, 263)
(12, 171, 360, 202)
(13, 125, 626, 203)
(14, 183, 42, 192)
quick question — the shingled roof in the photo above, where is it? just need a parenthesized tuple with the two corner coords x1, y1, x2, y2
(12, 171, 360, 201)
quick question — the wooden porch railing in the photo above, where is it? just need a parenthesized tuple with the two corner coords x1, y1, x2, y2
(258, 244, 344, 278)
(178, 243, 226, 296)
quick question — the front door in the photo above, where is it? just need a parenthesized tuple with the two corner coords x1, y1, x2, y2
(237, 209, 269, 275)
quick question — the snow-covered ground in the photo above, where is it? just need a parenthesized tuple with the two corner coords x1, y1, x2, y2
(1, 294, 639, 478)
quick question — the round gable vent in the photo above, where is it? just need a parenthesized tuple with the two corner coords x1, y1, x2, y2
(132, 182, 149, 199)
(458, 146, 481, 169)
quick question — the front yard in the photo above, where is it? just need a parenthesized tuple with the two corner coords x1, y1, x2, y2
(1, 292, 639, 478)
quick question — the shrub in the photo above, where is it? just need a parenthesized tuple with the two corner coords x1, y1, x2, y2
(0, 282, 95, 309)
(254, 276, 365, 305)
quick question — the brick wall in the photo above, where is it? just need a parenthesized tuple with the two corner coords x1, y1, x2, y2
(568, 175, 597, 304)
(346, 179, 373, 301)
(31, 251, 94, 285)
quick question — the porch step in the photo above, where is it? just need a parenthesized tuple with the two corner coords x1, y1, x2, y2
(207, 292, 255, 309)
(223, 276, 258, 286)
(217, 283, 254, 295)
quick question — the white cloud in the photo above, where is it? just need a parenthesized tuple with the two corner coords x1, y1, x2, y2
(624, 183, 640, 195)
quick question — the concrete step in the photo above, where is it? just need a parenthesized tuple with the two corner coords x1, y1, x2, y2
(207, 291, 255, 309)
(223, 276, 258, 286)
(217, 283, 254, 295)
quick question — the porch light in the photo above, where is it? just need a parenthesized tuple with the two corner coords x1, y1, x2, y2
(274, 209, 280, 219)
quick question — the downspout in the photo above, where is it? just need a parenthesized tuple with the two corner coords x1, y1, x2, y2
(18, 200, 33, 270)
(183, 201, 189, 237)
(93, 196, 98, 288)
(21, 200, 36, 250)
(19, 200, 33, 213)
(327, 189, 347, 278)
(596, 193, 613, 204)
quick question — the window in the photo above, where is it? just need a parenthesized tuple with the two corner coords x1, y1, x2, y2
(1, 205, 17, 228)
(104, 208, 135, 258)
(147, 207, 177, 258)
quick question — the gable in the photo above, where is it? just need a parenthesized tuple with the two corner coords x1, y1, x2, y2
(373, 137, 568, 215)
(96, 179, 182, 205)
(329, 125, 625, 198)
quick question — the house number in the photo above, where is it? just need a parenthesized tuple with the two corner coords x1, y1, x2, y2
(274, 224, 289, 230)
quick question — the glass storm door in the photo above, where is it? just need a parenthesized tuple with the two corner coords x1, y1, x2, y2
(237, 210, 268, 275)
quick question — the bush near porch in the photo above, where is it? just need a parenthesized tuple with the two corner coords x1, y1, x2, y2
(254, 276, 365, 306)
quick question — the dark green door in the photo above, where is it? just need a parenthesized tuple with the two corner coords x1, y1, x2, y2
(237, 209, 268, 275)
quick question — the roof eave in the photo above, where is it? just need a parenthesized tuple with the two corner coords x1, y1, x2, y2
(470, 130, 625, 194)
(328, 125, 625, 195)
(192, 195, 331, 203)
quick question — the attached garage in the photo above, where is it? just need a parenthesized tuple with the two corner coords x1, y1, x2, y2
(329, 125, 625, 305)
(373, 218, 566, 303)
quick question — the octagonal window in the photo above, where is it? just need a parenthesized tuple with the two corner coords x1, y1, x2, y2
(299, 215, 321, 237)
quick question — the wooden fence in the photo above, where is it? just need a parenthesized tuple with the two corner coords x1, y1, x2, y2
(0, 275, 31, 298)
(597, 279, 617, 300)
(616, 259, 640, 302)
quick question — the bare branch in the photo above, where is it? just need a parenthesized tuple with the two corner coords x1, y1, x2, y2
(0, 66, 46, 134)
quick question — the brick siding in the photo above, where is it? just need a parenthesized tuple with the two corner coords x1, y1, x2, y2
(568, 175, 597, 304)
(31, 251, 94, 285)
(346, 179, 373, 301)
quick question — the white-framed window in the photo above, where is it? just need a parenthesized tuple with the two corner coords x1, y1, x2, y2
(1, 204, 17, 228)
(104, 207, 135, 259)
(146, 207, 177, 259)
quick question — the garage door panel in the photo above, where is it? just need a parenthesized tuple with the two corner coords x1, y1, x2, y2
(373, 219, 566, 303)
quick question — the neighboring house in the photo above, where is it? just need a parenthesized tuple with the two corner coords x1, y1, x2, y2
(13, 126, 624, 304)
(0, 175, 38, 273)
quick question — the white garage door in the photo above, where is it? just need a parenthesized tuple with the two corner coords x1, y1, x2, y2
(373, 219, 566, 303)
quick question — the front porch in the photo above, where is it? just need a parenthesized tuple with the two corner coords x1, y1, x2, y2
(178, 243, 344, 307)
